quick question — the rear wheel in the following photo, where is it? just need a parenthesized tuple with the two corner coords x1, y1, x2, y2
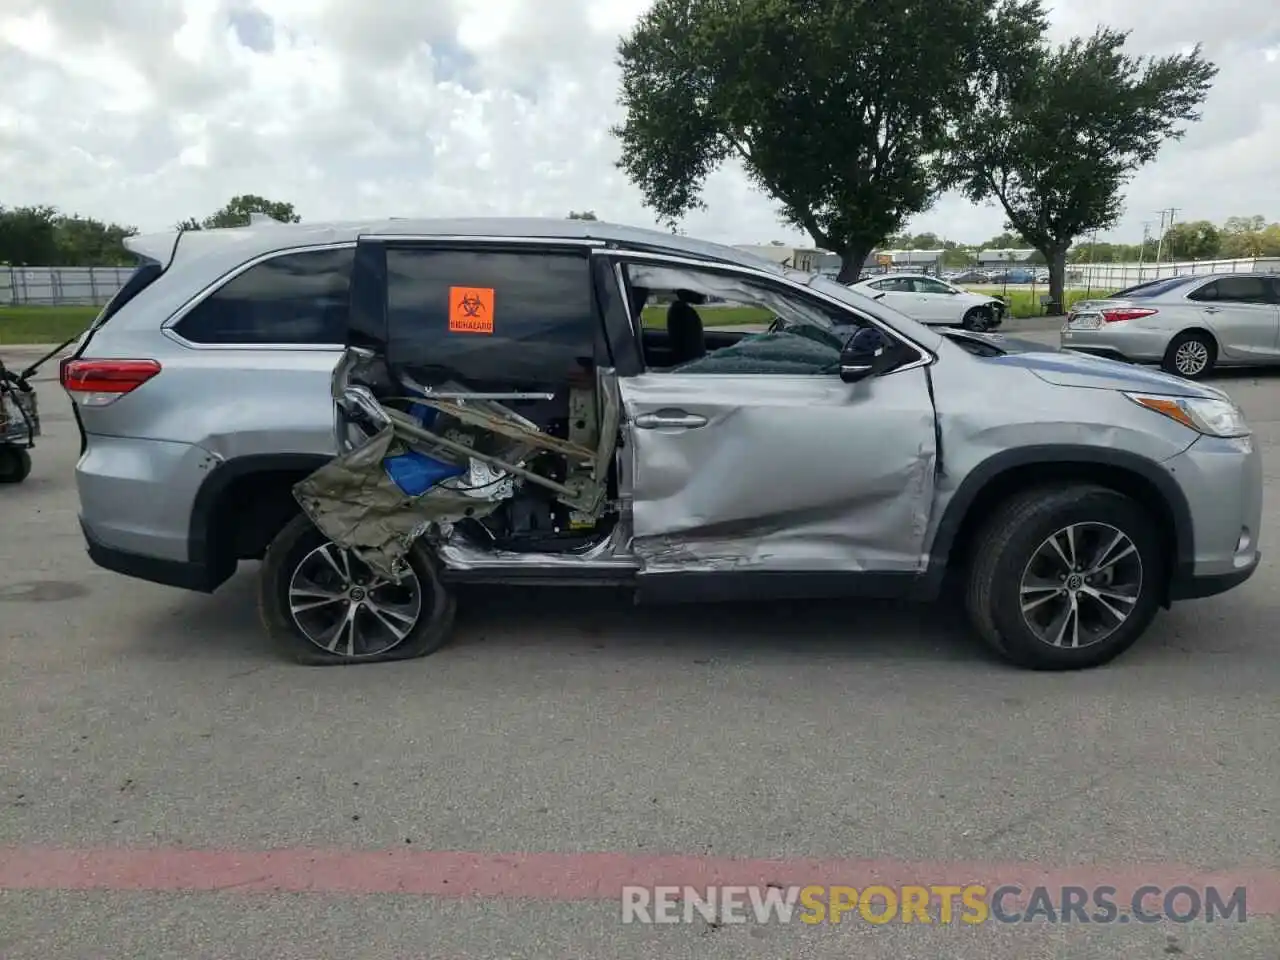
(258, 513, 457, 665)
(964, 484, 1164, 670)
(0, 444, 31, 484)
(1162, 332, 1215, 379)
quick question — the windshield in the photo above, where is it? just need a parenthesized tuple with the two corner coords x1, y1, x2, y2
(802, 273, 941, 342)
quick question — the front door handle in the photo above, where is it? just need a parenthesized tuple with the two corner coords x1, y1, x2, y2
(633, 410, 707, 429)
(1203, 306, 1220, 314)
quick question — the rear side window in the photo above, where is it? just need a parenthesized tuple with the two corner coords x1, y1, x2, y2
(1187, 276, 1275, 304)
(173, 248, 354, 345)
(384, 247, 595, 390)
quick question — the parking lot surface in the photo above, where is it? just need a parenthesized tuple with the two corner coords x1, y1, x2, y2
(2, 331, 1278, 959)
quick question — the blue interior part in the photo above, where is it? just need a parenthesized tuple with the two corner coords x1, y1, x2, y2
(384, 450, 465, 497)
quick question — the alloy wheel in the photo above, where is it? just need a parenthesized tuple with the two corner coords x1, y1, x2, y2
(1018, 522, 1143, 649)
(1174, 340, 1209, 377)
(287, 542, 424, 658)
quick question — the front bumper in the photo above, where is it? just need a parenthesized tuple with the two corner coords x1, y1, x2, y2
(1163, 432, 1263, 602)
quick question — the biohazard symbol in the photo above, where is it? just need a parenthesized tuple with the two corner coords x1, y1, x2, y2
(448, 286, 494, 334)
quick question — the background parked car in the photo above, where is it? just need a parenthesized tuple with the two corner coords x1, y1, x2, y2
(849, 272, 1005, 330)
(1060, 272, 1280, 378)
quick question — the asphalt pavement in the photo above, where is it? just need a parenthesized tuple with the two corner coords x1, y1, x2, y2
(1, 330, 1278, 959)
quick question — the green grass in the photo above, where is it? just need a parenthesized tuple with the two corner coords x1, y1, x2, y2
(0, 305, 99, 345)
(641, 304, 772, 328)
(960, 287, 1117, 319)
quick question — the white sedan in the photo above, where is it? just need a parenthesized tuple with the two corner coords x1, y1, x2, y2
(849, 273, 1005, 330)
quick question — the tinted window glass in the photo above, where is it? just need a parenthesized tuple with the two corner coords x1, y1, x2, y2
(384, 247, 595, 390)
(1112, 277, 1189, 299)
(175, 248, 353, 344)
(879, 277, 913, 292)
(1188, 276, 1274, 304)
(914, 278, 952, 294)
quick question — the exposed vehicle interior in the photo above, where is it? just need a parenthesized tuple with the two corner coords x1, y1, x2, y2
(299, 257, 908, 581)
(624, 262, 883, 375)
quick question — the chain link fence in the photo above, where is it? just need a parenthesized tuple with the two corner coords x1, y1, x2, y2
(1071, 256, 1280, 293)
(1, 266, 134, 306)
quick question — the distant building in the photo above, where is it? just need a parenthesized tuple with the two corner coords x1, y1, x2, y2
(734, 245, 944, 278)
(733, 244, 824, 272)
(976, 248, 1038, 265)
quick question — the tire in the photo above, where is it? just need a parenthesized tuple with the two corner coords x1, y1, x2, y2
(1161, 331, 1215, 379)
(258, 512, 457, 666)
(0, 444, 32, 484)
(964, 484, 1164, 671)
(961, 308, 989, 332)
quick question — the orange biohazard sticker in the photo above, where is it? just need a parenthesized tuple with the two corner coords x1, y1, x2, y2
(449, 286, 494, 334)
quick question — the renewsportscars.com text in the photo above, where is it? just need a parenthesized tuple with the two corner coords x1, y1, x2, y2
(620, 884, 1248, 925)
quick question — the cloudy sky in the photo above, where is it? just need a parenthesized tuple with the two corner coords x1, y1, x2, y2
(1, 0, 1277, 247)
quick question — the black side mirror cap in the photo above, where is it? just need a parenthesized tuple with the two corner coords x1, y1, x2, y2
(839, 328, 900, 383)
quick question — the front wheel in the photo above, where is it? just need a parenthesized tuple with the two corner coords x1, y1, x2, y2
(0, 444, 31, 484)
(964, 484, 1164, 670)
(258, 513, 457, 665)
(961, 307, 991, 332)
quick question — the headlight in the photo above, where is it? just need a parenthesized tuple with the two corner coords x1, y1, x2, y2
(1124, 393, 1250, 438)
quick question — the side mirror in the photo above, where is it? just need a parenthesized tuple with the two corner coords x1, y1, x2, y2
(839, 328, 900, 383)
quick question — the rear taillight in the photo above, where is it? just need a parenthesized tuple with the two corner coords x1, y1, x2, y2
(61, 359, 161, 406)
(1101, 307, 1158, 323)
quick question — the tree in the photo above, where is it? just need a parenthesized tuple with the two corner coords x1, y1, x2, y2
(0, 205, 60, 265)
(613, 0, 1047, 282)
(1161, 220, 1221, 260)
(197, 194, 301, 229)
(1217, 215, 1280, 258)
(945, 27, 1217, 312)
(567, 210, 599, 220)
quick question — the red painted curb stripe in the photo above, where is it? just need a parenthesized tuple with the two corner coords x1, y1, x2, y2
(0, 848, 1276, 912)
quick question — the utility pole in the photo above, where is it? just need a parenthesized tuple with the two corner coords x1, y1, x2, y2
(1154, 208, 1180, 267)
(1138, 221, 1154, 279)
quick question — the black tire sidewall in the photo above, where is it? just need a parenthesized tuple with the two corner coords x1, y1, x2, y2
(258, 513, 456, 665)
(986, 490, 1164, 669)
(1163, 332, 1215, 379)
(0, 445, 30, 483)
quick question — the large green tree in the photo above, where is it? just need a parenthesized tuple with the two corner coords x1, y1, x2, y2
(178, 194, 301, 231)
(613, 0, 1046, 282)
(0, 205, 137, 266)
(1160, 219, 1221, 260)
(945, 28, 1217, 313)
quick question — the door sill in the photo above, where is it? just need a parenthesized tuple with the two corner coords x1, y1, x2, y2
(634, 570, 931, 604)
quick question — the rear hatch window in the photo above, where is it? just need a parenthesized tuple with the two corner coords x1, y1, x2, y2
(70, 258, 166, 359)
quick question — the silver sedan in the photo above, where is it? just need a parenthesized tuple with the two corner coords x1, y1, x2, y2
(1059, 273, 1280, 379)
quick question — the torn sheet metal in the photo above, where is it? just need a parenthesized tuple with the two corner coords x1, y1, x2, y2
(297, 368, 625, 580)
(294, 423, 504, 580)
(618, 368, 938, 574)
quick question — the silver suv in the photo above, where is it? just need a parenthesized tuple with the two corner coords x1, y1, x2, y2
(63, 218, 1262, 671)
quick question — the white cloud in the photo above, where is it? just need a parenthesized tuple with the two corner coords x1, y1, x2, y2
(0, 0, 1276, 245)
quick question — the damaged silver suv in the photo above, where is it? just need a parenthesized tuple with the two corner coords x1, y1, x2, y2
(67, 219, 1262, 671)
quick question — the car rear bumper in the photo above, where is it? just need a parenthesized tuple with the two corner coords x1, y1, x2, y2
(75, 434, 212, 561)
(81, 519, 222, 592)
(1059, 324, 1170, 362)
